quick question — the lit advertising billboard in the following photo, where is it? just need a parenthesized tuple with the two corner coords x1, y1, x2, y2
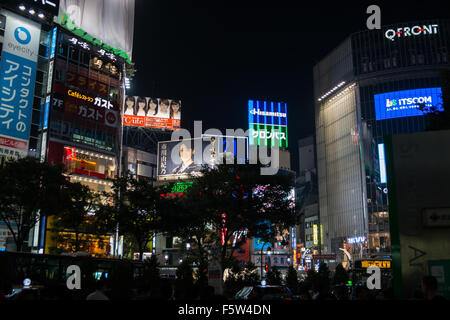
(0, 11, 41, 158)
(374, 87, 443, 121)
(58, 0, 135, 63)
(248, 100, 288, 148)
(157, 137, 217, 181)
(124, 96, 181, 130)
(52, 83, 119, 128)
(157, 136, 247, 180)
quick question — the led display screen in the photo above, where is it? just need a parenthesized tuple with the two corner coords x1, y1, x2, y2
(378, 143, 387, 184)
(157, 136, 247, 181)
(248, 100, 288, 148)
(124, 96, 181, 130)
(374, 87, 443, 121)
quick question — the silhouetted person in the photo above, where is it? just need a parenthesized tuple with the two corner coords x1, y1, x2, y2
(86, 280, 109, 300)
(422, 276, 446, 301)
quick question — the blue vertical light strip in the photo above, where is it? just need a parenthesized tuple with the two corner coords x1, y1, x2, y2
(277, 102, 281, 147)
(45, 30, 51, 58)
(39, 216, 47, 252)
(264, 101, 268, 147)
(378, 143, 387, 183)
(285, 102, 288, 147)
(50, 27, 57, 59)
(270, 101, 274, 147)
(248, 100, 254, 146)
(257, 101, 260, 146)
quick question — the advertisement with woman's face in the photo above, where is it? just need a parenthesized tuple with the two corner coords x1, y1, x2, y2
(123, 96, 181, 130)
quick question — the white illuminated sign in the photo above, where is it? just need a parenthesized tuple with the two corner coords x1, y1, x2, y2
(249, 108, 286, 118)
(385, 24, 439, 41)
(348, 236, 366, 244)
(252, 130, 286, 140)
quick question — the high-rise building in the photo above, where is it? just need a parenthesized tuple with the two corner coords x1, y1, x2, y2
(295, 136, 320, 270)
(42, 1, 135, 256)
(313, 19, 450, 263)
(0, 1, 62, 252)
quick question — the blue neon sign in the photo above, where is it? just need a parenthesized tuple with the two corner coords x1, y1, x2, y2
(248, 100, 288, 148)
(374, 87, 443, 121)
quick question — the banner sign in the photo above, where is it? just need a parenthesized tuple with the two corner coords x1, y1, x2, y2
(124, 96, 181, 130)
(0, 11, 41, 157)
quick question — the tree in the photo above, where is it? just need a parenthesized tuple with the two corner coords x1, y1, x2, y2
(52, 182, 100, 253)
(168, 163, 298, 276)
(266, 266, 282, 285)
(333, 263, 349, 285)
(141, 255, 162, 297)
(97, 173, 166, 260)
(286, 265, 299, 294)
(0, 157, 70, 252)
(242, 261, 260, 286)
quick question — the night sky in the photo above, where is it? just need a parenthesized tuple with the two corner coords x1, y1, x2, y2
(129, 0, 450, 173)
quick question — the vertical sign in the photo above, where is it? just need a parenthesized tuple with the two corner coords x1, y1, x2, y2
(248, 100, 288, 148)
(313, 224, 318, 245)
(378, 143, 387, 183)
(0, 10, 41, 158)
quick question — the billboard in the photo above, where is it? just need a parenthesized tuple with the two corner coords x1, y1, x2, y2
(123, 96, 181, 130)
(157, 138, 217, 181)
(157, 136, 247, 180)
(0, 10, 41, 158)
(248, 100, 288, 148)
(58, 0, 135, 63)
(374, 87, 443, 121)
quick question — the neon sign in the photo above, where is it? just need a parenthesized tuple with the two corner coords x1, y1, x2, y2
(248, 101, 288, 143)
(384, 24, 438, 41)
(67, 89, 114, 109)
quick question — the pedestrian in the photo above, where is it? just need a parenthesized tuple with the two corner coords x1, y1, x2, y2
(421, 276, 446, 301)
(86, 280, 109, 300)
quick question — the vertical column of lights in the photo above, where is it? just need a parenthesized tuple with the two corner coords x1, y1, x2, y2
(278, 102, 283, 148)
(270, 101, 275, 148)
(263, 101, 267, 147)
(256, 100, 260, 147)
(249, 100, 255, 147)
(284, 102, 288, 148)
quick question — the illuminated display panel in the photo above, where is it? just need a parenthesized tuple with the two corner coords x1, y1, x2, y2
(124, 96, 181, 130)
(248, 100, 288, 148)
(157, 136, 247, 181)
(374, 87, 443, 121)
(360, 260, 391, 269)
(378, 143, 387, 184)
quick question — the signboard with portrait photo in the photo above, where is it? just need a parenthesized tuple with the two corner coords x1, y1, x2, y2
(123, 96, 181, 130)
(157, 138, 217, 181)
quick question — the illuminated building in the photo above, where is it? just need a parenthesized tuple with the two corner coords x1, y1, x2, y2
(40, 3, 134, 257)
(295, 136, 320, 270)
(313, 19, 450, 264)
(0, 1, 61, 251)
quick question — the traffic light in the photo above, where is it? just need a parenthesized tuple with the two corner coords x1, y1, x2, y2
(264, 264, 269, 272)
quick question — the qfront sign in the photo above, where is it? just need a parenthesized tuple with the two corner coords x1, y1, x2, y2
(248, 100, 288, 148)
(0, 10, 41, 158)
(384, 24, 438, 41)
(374, 87, 443, 121)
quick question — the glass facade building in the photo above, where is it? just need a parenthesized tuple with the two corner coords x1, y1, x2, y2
(313, 19, 450, 262)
